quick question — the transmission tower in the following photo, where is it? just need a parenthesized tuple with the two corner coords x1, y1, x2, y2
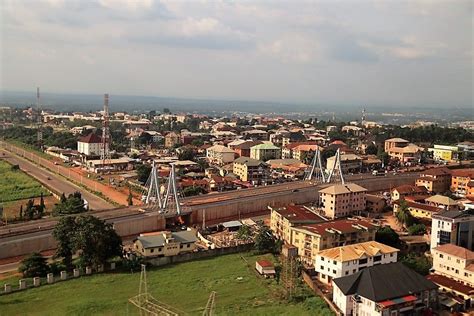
(128, 264, 179, 316)
(143, 161, 163, 209)
(101, 93, 111, 172)
(326, 148, 345, 184)
(202, 291, 216, 316)
(304, 148, 326, 182)
(36, 87, 43, 150)
(361, 107, 366, 124)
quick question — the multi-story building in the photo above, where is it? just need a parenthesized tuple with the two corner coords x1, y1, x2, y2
(231, 140, 263, 158)
(77, 133, 102, 156)
(431, 209, 474, 251)
(333, 263, 438, 316)
(315, 241, 399, 284)
(290, 219, 378, 266)
(320, 183, 367, 219)
(326, 154, 362, 174)
(292, 144, 321, 162)
(232, 157, 269, 184)
(164, 132, 180, 148)
(432, 244, 474, 287)
(393, 199, 441, 220)
(384, 137, 409, 152)
(391, 184, 428, 201)
(425, 194, 460, 211)
(250, 143, 281, 161)
(387, 144, 423, 163)
(415, 167, 452, 193)
(429, 144, 460, 162)
(206, 145, 235, 166)
(451, 169, 474, 196)
(281, 142, 318, 160)
(269, 205, 325, 243)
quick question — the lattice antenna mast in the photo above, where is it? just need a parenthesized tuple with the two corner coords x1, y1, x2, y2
(305, 149, 326, 182)
(161, 164, 182, 215)
(361, 107, 366, 124)
(101, 93, 111, 169)
(36, 87, 43, 149)
(202, 291, 216, 316)
(143, 161, 163, 209)
(326, 148, 345, 184)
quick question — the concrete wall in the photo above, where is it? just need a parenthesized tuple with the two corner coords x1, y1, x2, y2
(1, 233, 57, 259)
(146, 244, 253, 267)
(112, 213, 166, 237)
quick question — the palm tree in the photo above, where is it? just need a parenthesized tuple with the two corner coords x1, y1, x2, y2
(396, 199, 414, 229)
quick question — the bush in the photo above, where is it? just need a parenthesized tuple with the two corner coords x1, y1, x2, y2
(18, 253, 49, 277)
(408, 224, 426, 236)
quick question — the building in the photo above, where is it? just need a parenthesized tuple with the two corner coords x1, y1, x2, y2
(431, 210, 474, 251)
(332, 262, 438, 316)
(267, 158, 307, 179)
(425, 194, 460, 211)
(77, 133, 102, 156)
(232, 157, 269, 184)
(269, 205, 325, 243)
(391, 184, 428, 201)
(164, 132, 180, 148)
(429, 144, 460, 162)
(133, 230, 198, 258)
(326, 154, 362, 174)
(290, 219, 378, 266)
(241, 129, 268, 140)
(387, 144, 423, 163)
(292, 144, 321, 162)
(231, 140, 263, 158)
(432, 244, 474, 287)
(255, 260, 276, 278)
(315, 241, 399, 284)
(85, 157, 134, 173)
(451, 169, 474, 197)
(320, 183, 367, 219)
(206, 145, 235, 166)
(281, 142, 317, 160)
(365, 194, 386, 213)
(250, 143, 281, 161)
(384, 137, 409, 152)
(416, 168, 452, 193)
(393, 199, 441, 220)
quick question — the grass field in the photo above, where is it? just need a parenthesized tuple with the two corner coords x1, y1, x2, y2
(0, 160, 50, 203)
(0, 253, 333, 316)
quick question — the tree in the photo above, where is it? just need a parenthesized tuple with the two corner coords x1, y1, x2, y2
(127, 187, 133, 206)
(375, 226, 400, 248)
(396, 199, 415, 229)
(236, 225, 252, 240)
(182, 186, 205, 197)
(163, 108, 171, 114)
(365, 143, 378, 155)
(19, 205, 23, 219)
(38, 192, 45, 217)
(73, 215, 122, 268)
(53, 192, 86, 216)
(408, 224, 427, 236)
(18, 252, 49, 277)
(178, 148, 195, 161)
(136, 164, 152, 184)
(377, 147, 389, 166)
(25, 199, 36, 220)
(254, 226, 277, 254)
(400, 254, 432, 276)
(52, 216, 77, 269)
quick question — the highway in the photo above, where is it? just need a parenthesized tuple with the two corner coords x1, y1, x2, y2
(0, 148, 113, 210)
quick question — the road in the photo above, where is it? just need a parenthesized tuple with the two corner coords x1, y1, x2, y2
(0, 149, 113, 211)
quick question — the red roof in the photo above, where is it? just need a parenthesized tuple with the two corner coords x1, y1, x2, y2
(283, 141, 318, 150)
(420, 168, 451, 177)
(451, 169, 474, 178)
(426, 274, 474, 296)
(393, 200, 441, 213)
(256, 260, 274, 268)
(394, 185, 428, 195)
(296, 219, 377, 237)
(78, 133, 102, 144)
(274, 205, 323, 224)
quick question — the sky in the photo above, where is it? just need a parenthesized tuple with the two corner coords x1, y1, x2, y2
(0, 0, 472, 108)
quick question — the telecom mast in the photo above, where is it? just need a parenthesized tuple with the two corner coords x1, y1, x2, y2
(36, 87, 43, 150)
(101, 93, 111, 171)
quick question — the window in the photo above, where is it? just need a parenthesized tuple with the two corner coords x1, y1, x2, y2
(373, 255, 381, 262)
(320, 266, 324, 270)
(151, 249, 154, 253)
(359, 258, 368, 265)
(332, 270, 336, 274)
(439, 254, 443, 258)
(345, 271, 349, 275)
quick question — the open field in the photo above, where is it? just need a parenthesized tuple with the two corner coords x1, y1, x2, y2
(0, 160, 50, 203)
(2, 196, 58, 220)
(0, 253, 333, 315)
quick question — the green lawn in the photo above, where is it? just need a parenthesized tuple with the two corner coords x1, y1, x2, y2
(0, 160, 50, 203)
(0, 253, 333, 316)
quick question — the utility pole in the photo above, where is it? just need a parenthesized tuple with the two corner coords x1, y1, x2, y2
(101, 93, 111, 173)
(36, 87, 43, 150)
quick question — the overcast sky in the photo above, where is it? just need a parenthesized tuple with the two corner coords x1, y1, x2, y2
(0, 0, 472, 108)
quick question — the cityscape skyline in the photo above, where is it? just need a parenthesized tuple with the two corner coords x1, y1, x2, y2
(1, 0, 472, 108)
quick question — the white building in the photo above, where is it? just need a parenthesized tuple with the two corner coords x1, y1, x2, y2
(431, 210, 474, 251)
(319, 183, 367, 219)
(206, 145, 235, 166)
(332, 263, 438, 316)
(77, 133, 102, 156)
(315, 241, 399, 284)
